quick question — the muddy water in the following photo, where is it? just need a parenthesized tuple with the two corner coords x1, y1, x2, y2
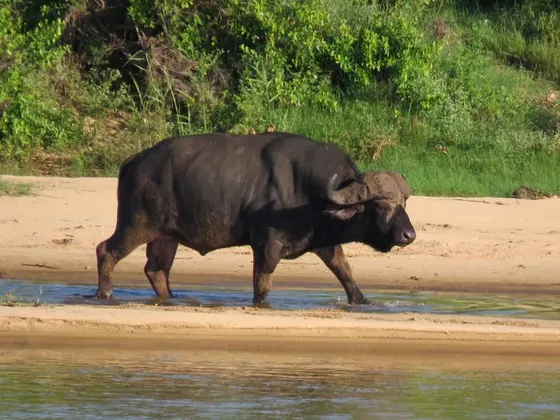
(1, 346, 559, 419)
(1, 279, 559, 319)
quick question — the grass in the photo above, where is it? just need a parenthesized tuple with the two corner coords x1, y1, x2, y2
(0, 293, 41, 307)
(369, 146, 560, 197)
(0, 179, 35, 197)
(463, 2, 560, 85)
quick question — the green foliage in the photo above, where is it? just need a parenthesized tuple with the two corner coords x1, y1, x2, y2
(0, 0, 72, 158)
(0, 66, 81, 158)
(231, 0, 444, 116)
(0, 0, 559, 196)
(0, 1, 68, 65)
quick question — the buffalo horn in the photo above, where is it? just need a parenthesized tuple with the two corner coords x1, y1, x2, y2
(328, 170, 411, 206)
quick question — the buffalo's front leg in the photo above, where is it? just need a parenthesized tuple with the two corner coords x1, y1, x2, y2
(313, 245, 367, 304)
(144, 236, 179, 299)
(251, 239, 282, 304)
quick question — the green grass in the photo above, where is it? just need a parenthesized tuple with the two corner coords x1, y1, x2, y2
(369, 146, 560, 198)
(0, 179, 34, 197)
(463, 1, 560, 85)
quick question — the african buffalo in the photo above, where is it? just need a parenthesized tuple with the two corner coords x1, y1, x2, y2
(96, 132, 416, 304)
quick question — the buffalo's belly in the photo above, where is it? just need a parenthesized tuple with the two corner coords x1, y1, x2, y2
(170, 210, 248, 254)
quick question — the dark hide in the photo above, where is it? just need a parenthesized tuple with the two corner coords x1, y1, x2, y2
(96, 132, 416, 304)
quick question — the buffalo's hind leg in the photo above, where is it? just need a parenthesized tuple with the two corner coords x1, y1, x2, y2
(96, 226, 153, 299)
(313, 245, 367, 304)
(144, 236, 179, 299)
(96, 236, 127, 299)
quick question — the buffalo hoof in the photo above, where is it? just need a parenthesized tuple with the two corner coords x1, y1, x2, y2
(96, 289, 113, 299)
(349, 295, 368, 305)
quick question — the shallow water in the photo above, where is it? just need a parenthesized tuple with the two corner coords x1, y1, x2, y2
(1, 279, 559, 319)
(0, 348, 559, 419)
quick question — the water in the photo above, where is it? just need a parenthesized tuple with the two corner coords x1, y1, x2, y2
(1, 279, 560, 418)
(1, 279, 559, 319)
(0, 347, 559, 419)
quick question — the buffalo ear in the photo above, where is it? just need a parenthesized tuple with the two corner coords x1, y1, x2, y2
(323, 204, 364, 220)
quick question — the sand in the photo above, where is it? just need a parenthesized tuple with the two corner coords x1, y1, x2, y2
(1, 174, 560, 356)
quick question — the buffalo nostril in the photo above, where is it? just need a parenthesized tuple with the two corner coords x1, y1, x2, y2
(403, 230, 416, 243)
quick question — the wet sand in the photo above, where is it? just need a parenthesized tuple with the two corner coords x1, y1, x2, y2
(1, 304, 560, 362)
(1, 175, 560, 355)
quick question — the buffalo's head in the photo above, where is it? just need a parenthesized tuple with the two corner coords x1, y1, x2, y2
(324, 170, 416, 252)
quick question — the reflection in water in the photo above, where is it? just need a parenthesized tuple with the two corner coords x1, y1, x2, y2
(1, 279, 560, 319)
(0, 349, 559, 419)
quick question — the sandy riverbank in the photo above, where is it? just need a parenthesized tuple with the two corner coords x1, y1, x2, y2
(0, 306, 560, 368)
(1, 304, 560, 358)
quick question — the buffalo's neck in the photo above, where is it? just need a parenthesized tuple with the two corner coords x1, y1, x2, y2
(318, 217, 366, 246)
